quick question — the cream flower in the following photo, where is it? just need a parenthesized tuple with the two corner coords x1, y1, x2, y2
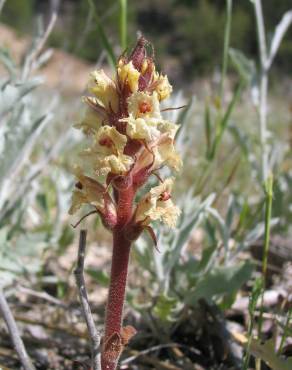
(98, 154, 133, 176)
(122, 94, 179, 142)
(135, 178, 180, 228)
(141, 58, 150, 74)
(74, 107, 103, 135)
(123, 116, 179, 143)
(132, 131, 182, 173)
(94, 125, 127, 155)
(155, 75, 172, 101)
(84, 125, 133, 176)
(127, 92, 161, 119)
(123, 115, 161, 142)
(71, 37, 182, 232)
(154, 136, 182, 171)
(87, 69, 118, 112)
(118, 60, 140, 93)
(156, 120, 179, 139)
(69, 169, 114, 215)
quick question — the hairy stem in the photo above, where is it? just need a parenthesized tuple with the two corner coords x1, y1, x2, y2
(104, 232, 132, 340)
(101, 187, 134, 370)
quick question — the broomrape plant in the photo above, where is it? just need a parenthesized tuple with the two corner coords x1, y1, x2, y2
(70, 37, 181, 370)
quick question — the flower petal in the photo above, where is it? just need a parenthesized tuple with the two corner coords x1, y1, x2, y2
(135, 178, 180, 228)
(118, 60, 140, 93)
(74, 107, 103, 135)
(127, 91, 161, 119)
(154, 136, 182, 171)
(124, 115, 160, 142)
(97, 153, 134, 176)
(69, 170, 110, 215)
(94, 125, 127, 155)
(155, 74, 172, 101)
(87, 69, 118, 111)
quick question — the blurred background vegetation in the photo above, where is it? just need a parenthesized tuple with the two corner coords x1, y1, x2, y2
(2, 0, 292, 83)
(0, 0, 292, 368)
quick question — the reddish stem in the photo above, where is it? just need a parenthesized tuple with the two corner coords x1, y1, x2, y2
(101, 187, 134, 370)
(104, 232, 131, 340)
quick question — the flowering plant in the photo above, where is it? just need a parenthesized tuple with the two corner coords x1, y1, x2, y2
(70, 36, 181, 370)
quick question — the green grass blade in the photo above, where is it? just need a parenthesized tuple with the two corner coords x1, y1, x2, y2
(243, 278, 263, 370)
(257, 175, 274, 341)
(209, 80, 243, 160)
(262, 175, 273, 280)
(87, 0, 116, 69)
(120, 0, 127, 50)
(204, 101, 212, 158)
(278, 308, 292, 355)
(219, 0, 233, 100)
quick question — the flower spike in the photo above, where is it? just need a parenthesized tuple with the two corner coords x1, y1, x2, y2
(70, 36, 182, 370)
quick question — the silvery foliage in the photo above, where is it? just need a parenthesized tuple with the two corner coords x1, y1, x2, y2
(0, 14, 71, 287)
(229, 6, 292, 181)
(228, 5, 292, 232)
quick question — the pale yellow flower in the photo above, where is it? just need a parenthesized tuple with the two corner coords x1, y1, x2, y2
(156, 120, 179, 139)
(135, 178, 180, 228)
(69, 168, 114, 215)
(127, 92, 161, 119)
(132, 131, 182, 173)
(123, 116, 179, 143)
(154, 136, 182, 171)
(74, 107, 103, 135)
(97, 154, 134, 176)
(122, 93, 179, 143)
(141, 58, 150, 74)
(87, 69, 118, 112)
(94, 125, 127, 156)
(71, 37, 182, 233)
(83, 125, 133, 176)
(155, 75, 172, 101)
(123, 115, 161, 142)
(69, 191, 89, 215)
(118, 60, 140, 93)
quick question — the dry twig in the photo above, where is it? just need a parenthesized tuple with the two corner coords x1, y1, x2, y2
(74, 230, 101, 370)
(0, 288, 35, 370)
(121, 343, 200, 366)
(17, 285, 67, 308)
